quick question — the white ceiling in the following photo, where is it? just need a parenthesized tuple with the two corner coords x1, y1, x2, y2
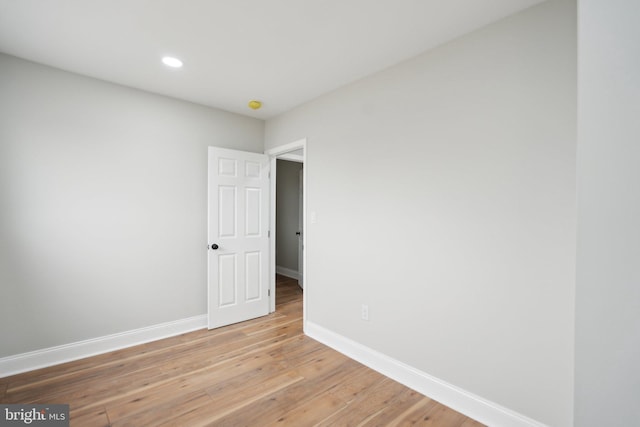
(0, 0, 544, 119)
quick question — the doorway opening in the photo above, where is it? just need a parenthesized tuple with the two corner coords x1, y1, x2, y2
(267, 139, 306, 326)
(275, 159, 303, 286)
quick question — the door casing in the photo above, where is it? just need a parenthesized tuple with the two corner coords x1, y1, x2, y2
(266, 139, 307, 328)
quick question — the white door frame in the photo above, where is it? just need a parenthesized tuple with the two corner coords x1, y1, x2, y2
(266, 138, 306, 327)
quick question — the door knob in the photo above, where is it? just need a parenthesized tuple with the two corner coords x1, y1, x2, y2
(210, 244, 219, 250)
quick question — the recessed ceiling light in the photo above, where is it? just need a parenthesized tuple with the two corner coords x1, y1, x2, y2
(162, 56, 183, 68)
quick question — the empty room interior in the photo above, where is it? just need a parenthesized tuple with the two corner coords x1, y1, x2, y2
(1, 0, 638, 426)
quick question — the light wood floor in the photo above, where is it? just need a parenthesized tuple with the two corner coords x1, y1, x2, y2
(0, 275, 485, 426)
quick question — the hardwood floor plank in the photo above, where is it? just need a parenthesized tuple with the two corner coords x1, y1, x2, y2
(358, 388, 433, 427)
(106, 382, 211, 422)
(460, 418, 487, 427)
(406, 401, 470, 427)
(0, 276, 485, 426)
(268, 392, 347, 426)
(4, 327, 247, 395)
(110, 391, 213, 427)
(74, 347, 283, 414)
(211, 358, 365, 426)
(241, 316, 302, 336)
(267, 334, 328, 362)
(5, 365, 167, 406)
(156, 332, 297, 377)
(326, 363, 388, 404)
(316, 377, 415, 427)
(385, 397, 438, 427)
(69, 406, 111, 427)
(157, 373, 305, 427)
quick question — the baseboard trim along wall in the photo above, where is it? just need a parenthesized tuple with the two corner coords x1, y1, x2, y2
(0, 315, 207, 378)
(305, 321, 548, 427)
(275, 265, 300, 280)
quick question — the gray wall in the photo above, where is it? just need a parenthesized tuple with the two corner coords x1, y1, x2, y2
(0, 53, 264, 357)
(276, 159, 302, 272)
(575, 1, 640, 425)
(266, 1, 576, 425)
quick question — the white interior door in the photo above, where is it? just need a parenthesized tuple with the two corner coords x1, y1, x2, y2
(208, 147, 270, 329)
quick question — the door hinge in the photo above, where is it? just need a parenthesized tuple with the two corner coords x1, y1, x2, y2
(268, 289, 271, 296)
(268, 230, 271, 238)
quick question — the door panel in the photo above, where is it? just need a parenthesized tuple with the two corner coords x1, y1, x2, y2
(245, 187, 262, 236)
(219, 186, 237, 237)
(245, 251, 262, 301)
(208, 147, 270, 329)
(219, 254, 237, 307)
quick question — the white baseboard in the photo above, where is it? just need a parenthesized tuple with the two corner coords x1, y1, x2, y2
(0, 315, 207, 378)
(276, 265, 300, 280)
(304, 321, 548, 427)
